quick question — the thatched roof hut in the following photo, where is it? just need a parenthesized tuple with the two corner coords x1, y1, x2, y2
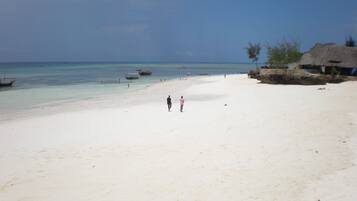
(299, 43, 357, 68)
(298, 43, 357, 76)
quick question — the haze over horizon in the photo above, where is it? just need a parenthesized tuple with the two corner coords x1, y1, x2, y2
(0, 0, 356, 63)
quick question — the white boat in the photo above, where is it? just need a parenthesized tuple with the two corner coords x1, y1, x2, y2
(125, 72, 140, 80)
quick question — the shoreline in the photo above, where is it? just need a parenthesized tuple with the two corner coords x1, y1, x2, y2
(1, 74, 357, 200)
(0, 75, 210, 123)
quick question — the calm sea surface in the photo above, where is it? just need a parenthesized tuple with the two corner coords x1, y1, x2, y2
(0, 63, 255, 112)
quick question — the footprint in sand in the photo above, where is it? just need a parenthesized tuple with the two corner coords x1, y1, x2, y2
(0, 177, 19, 191)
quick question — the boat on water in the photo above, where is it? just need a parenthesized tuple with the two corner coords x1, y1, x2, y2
(0, 78, 15, 87)
(136, 69, 152, 76)
(125, 72, 140, 80)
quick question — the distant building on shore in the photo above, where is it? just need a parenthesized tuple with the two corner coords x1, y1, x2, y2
(299, 43, 357, 76)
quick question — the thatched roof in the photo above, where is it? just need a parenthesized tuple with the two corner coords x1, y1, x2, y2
(299, 43, 357, 68)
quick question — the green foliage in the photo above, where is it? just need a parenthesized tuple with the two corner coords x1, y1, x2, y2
(345, 35, 355, 47)
(245, 42, 261, 66)
(266, 40, 303, 67)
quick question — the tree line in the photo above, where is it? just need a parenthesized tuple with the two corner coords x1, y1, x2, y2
(246, 36, 355, 68)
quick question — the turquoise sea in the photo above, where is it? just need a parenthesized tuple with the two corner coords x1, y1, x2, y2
(0, 63, 255, 112)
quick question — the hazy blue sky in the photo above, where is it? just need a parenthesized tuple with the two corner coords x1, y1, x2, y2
(0, 0, 356, 62)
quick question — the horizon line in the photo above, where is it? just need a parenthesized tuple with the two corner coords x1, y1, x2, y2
(0, 61, 262, 65)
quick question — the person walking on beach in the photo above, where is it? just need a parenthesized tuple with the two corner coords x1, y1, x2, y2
(179, 96, 185, 112)
(167, 95, 172, 112)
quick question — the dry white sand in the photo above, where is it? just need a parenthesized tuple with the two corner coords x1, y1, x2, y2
(0, 74, 357, 201)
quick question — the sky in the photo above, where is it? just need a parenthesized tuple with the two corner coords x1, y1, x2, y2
(0, 0, 356, 63)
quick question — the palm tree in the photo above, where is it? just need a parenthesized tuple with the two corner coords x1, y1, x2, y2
(245, 42, 261, 67)
(345, 36, 355, 47)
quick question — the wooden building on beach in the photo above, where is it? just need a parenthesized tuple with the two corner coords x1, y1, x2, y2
(299, 43, 357, 76)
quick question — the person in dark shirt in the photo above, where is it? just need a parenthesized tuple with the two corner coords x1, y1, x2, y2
(166, 95, 172, 112)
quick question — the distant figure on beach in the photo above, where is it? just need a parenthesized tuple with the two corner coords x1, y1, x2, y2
(179, 96, 185, 112)
(167, 95, 172, 112)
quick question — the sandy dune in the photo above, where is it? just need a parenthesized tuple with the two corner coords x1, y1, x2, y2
(0, 74, 357, 201)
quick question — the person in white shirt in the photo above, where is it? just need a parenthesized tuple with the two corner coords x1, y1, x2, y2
(179, 96, 184, 112)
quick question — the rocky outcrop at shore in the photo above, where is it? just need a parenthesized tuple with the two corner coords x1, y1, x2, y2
(249, 68, 349, 85)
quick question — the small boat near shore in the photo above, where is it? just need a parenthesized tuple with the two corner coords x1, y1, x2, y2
(125, 72, 140, 80)
(0, 78, 15, 87)
(136, 69, 152, 76)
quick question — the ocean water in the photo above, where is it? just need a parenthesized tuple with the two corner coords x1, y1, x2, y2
(0, 63, 255, 112)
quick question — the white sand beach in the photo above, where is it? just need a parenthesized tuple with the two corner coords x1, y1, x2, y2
(1, 74, 357, 201)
